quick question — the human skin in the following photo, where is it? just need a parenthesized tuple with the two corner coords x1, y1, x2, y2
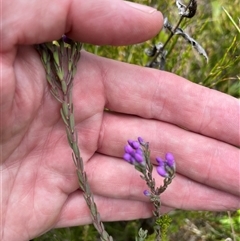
(1, 0, 239, 240)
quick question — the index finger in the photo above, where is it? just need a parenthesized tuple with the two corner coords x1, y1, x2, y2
(79, 53, 239, 146)
(2, 0, 163, 52)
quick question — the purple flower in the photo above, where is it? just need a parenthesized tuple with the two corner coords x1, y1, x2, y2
(123, 138, 145, 166)
(134, 153, 144, 163)
(138, 137, 144, 144)
(123, 153, 132, 163)
(143, 190, 151, 197)
(62, 34, 73, 44)
(165, 153, 175, 168)
(156, 157, 164, 166)
(156, 153, 176, 178)
(128, 140, 140, 149)
(136, 148, 143, 155)
(157, 165, 169, 178)
(124, 145, 134, 154)
(124, 138, 176, 178)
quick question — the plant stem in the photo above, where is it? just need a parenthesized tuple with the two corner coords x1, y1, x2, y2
(147, 0, 196, 67)
(36, 37, 113, 241)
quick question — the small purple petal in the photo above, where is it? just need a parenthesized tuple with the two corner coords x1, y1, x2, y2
(143, 190, 151, 197)
(165, 152, 174, 162)
(62, 35, 73, 44)
(132, 141, 140, 149)
(156, 157, 164, 166)
(123, 153, 132, 162)
(165, 153, 175, 168)
(130, 157, 136, 164)
(157, 166, 169, 178)
(127, 140, 140, 149)
(136, 148, 143, 155)
(138, 137, 144, 144)
(127, 140, 134, 146)
(166, 159, 175, 168)
(124, 145, 134, 154)
(134, 153, 144, 163)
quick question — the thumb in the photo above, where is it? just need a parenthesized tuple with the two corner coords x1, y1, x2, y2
(69, 0, 163, 45)
(2, 0, 163, 51)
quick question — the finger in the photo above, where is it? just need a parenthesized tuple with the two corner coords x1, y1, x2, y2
(85, 153, 239, 211)
(2, 0, 163, 51)
(97, 112, 239, 197)
(56, 190, 172, 228)
(77, 53, 239, 146)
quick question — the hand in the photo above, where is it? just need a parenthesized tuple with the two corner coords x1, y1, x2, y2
(1, 0, 239, 240)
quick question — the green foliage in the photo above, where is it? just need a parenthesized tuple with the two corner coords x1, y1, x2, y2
(220, 210, 240, 228)
(136, 228, 149, 241)
(154, 215, 171, 241)
(34, 225, 98, 241)
(168, 210, 240, 241)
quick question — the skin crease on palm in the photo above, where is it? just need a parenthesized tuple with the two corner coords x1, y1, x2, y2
(1, 0, 239, 240)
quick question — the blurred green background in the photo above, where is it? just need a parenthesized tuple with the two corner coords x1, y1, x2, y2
(35, 0, 240, 240)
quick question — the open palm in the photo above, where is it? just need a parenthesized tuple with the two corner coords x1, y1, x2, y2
(1, 1, 239, 241)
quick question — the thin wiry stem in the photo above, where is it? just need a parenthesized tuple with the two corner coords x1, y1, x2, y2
(36, 37, 113, 241)
(146, 0, 200, 68)
(141, 145, 174, 241)
(127, 139, 175, 241)
(227, 211, 236, 241)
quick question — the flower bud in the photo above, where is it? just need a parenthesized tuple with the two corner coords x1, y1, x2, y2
(156, 165, 169, 178)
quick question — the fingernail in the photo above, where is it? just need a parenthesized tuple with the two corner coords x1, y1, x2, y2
(124, 1, 157, 14)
